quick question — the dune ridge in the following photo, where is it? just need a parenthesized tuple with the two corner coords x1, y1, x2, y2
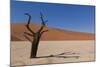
(11, 23, 95, 41)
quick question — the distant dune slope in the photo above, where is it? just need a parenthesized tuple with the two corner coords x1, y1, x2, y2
(11, 23, 95, 41)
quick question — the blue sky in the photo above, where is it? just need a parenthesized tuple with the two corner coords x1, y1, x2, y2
(11, 0, 95, 33)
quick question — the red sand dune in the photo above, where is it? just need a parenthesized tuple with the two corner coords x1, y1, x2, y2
(11, 23, 95, 41)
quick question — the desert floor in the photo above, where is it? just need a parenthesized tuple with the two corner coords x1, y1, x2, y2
(11, 40, 95, 66)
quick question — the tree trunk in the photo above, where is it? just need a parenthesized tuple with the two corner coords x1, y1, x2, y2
(30, 35, 40, 58)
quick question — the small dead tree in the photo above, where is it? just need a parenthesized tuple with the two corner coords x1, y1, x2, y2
(24, 12, 48, 58)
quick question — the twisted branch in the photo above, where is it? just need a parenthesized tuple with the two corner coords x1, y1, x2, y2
(25, 13, 35, 34)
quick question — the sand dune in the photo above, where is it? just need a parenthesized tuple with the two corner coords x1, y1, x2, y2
(11, 23, 95, 41)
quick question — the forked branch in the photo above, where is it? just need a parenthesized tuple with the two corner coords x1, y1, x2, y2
(25, 13, 35, 34)
(40, 12, 48, 26)
(38, 12, 48, 33)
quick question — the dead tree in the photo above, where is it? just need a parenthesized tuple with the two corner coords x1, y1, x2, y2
(24, 12, 48, 58)
(24, 12, 80, 59)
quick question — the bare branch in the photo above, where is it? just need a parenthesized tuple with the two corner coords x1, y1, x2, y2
(25, 13, 31, 25)
(24, 34, 32, 43)
(25, 13, 35, 34)
(40, 30, 48, 35)
(40, 12, 48, 26)
(24, 32, 34, 37)
(38, 12, 48, 32)
(40, 12, 45, 26)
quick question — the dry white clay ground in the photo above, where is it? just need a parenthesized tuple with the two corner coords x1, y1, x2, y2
(11, 40, 95, 66)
